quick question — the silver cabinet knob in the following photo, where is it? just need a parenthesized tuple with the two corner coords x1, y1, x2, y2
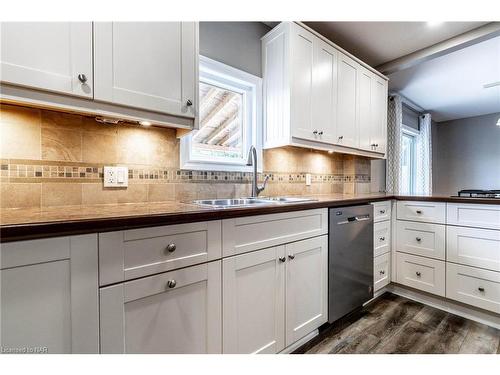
(167, 280, 177, 289)
(379, 237, 385, 241)
(416, 271, 421, 277)
(166, 243, 176, 253)
(313, 130, 318, 135)
(78, 74, 87, 83)
(186, 99, 193, 106)
(478, 287, 485, 292)
(416, 210, 423, 214)
(278, 256, 286, 263)
(416, 237, 422, 242)
(288, 254, 295, 260)
(379, 270, 385, 275)
(318, 131, 323, 135)
(338, 136, 344, 140)
(379, 210, 386, 214)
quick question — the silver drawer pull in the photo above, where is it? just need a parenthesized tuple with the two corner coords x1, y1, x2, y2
(416, 210, 423, 214)
(379, 210, 386, 214)
(416, 271, 421, 277)
(379, 237, 385, 241)
(478, 287, 485, 292)
(166, 243, 176, 253)
(167, 280, 177, 289)
(278, 256, 286, 263)
(288, 254, 295, 260)
(379, 270, 385, 275)
(416, 237, 422, 242)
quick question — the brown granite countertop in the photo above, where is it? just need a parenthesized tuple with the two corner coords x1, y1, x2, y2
(1, 193, 499, 242)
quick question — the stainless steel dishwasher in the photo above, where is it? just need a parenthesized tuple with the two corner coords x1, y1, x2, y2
(328, 204, 373, 323)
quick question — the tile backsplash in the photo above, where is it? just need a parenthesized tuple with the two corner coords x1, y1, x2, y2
(0, 104, 371, 209)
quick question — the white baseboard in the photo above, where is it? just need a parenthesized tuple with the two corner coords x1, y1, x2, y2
(279, 330, 319, 354)
(388, 283, 500, 330)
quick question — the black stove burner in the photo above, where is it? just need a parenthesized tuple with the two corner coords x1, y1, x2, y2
(457, 189, 500, 198)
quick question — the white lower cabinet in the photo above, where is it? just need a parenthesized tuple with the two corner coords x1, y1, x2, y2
(285, 236, 328, 347)
(396, 252, 446, 297)
(374, 253, 390, 291)
(99, 261, 222, 354)
(0, 235, 99, 353)
(222, 235, 328, 353)
(223, 247, 285, 354)
(446, 263, 500, 314)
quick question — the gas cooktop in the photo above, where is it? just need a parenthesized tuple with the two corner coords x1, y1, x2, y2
(453, 189, 500, 198)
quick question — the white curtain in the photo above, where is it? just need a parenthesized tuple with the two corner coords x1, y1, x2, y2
(386, 95, 403, 193)
(416, 113, 433, 194)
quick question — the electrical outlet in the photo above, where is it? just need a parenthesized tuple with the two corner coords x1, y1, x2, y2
(305, 173, 312, 186)
(104, 166, 128, 188)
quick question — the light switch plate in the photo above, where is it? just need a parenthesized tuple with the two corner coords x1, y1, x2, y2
(104, 166, 128, 188)
(305, 173, 312, 186)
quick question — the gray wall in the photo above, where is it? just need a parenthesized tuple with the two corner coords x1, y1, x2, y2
(433, 112, 500, 195)
(199, 22, 271, 77)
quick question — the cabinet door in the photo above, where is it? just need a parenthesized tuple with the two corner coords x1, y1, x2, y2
(285, 235, 328, 346)
(0, 22, 93, 97)
(0, 235, 99, 353)
(290, 24, 315, 141)
(370, 76, 388, 154)
(336, 53, 359, 148)
(357, 68, 373, 151)
(312, 39, 337, 144)
(94, 22, 197, 118)
(223, 247, 285, 354)
(99, 262, 221, 354)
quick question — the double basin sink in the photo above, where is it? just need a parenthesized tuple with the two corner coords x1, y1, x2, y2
(192, 197, 317, 209)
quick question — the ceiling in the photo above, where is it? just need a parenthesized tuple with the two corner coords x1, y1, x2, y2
(388, 35, 500, 122)
(304, 22, 489, 66)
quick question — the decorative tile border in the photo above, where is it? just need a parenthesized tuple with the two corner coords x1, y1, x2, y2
(1, 161, 370, 184)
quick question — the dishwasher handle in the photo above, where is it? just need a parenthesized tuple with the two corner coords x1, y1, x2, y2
(337, 214, 370, 225)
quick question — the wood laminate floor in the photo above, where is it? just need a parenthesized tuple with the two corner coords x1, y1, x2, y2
(304, 293, 500, 354)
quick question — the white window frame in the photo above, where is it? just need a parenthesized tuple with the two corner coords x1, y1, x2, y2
(180, 56, 263, 172)
(401, 125, 419, 194)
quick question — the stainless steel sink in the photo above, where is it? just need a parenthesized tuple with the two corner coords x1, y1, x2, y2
(191, 198, 276, 209)
(263, 197, 317, 203)
(191, 197, 317, 208)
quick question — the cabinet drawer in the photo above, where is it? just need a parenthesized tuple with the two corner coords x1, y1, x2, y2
(396, 221, 445, 260)
(99, 221, 222, 286)
(372, 201, 391, 222)
(374, 220, 391, 257)
(396, 252, 445, 296)
(222, 209, 328, 257)
(374, 253, 390, 291)
(447, 226, 500, 272)
(446, 263, 500, 314)
(447, 203, 500, 230)
(99, 261, 222, 353)
(396, 201, 446, 224)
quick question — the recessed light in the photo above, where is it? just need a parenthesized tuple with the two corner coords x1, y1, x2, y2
(139, 120, 152, 127)
(427, 21, 443, 27)
(328, 150, 334, 154)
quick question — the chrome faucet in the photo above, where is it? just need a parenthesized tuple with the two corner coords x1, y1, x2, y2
(246, 146, 269, 197)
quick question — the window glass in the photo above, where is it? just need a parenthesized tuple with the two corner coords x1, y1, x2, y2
(401, 132, 416, 194)
(191, 82, 244, 161)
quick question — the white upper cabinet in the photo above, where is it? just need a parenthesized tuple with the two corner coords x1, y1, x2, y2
(262, 22, 388, 157)
(0, 22, 93, 98)
(289, 24, 315, 141)
(336, 52, 359, 149)
(370, 76, 388, 154)
(358, 70, 388, 154)
(94, 22, 197, 118)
